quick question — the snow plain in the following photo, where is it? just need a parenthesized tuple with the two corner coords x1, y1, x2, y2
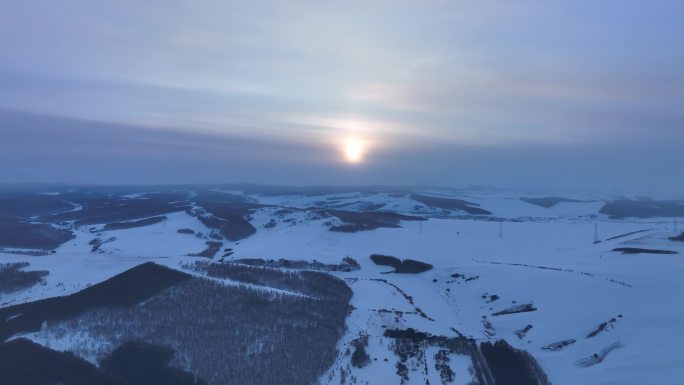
(2, 190, 683, 385)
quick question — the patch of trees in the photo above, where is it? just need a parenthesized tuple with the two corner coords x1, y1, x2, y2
(35, 273, 351, 385)
(670, 232, 684, 242)
(599, 199, 684, 218)
(612, 247, 678, 255)
(369, 254, 433, 274)
(317, 200, 386, 211)
(103, 216, 166, 231)
(542, 339, 575, 351)
(350, 334, 370, 368)
(0, 338, 201, 385)
(384, 329, 472, 385)
(605, 229, 651, 241)
(0, 262, 49, 294)
(188, 241, 223, 258)
(327, 209, 424, 233)
(0, 339, 123, 385)
(410, 194, 492, 215)
(89, 236, 116, 252)
(370, 254, 402, 267)
(233, 257, 360, 272)
(101, 341, 203, 385)
(186, 261, 352, 302)
(434, 349, 455, 384)
(0, 248, 51, 256)
(384, 328, 433, 342)
(177, 228, 195, 235)
(45, 194, 189, 226)
(381, 328, 553, 385)
(480, 340, 552, 385)
(396, 259, 433, 274)
(520, 197, 585, 208)
(0, 192, 74, 218)
(586, 315, 621, 338)
(0, 262, 190, 341)
(515, 325, 533, 339)
(0, 219, 74, 250)
(192, 211, 256, 242)
(492, 304, 537, 316)
(192, 191, 260, 241)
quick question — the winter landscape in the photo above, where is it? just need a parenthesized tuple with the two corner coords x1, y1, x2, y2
(1, 185, 683, 385)
(2, 1, 683, 384)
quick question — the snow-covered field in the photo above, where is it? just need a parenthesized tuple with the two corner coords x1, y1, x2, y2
(2, 189, 683, 385)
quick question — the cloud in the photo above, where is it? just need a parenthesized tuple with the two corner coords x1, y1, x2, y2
(0, 1, 682, 192)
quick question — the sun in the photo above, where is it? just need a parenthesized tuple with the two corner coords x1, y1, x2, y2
(344, 137, 365, 163)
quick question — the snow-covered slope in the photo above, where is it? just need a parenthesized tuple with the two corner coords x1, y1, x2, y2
(2, 188, 683, 385)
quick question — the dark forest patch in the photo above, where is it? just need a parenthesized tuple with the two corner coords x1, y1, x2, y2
(480, 340, 552, 385)
(350, 334, 371, 368)
(520, 197, 586, 208)
(410, 194, 492, 215)
(0, 262, 49, 294)
(186, 261, 352, 302)
(0, 339, 123, 385)
(605, 229, 652, 241)
(0, 338, 201, 385)
(233, 257, 360, 272)
(0, 220, 74, 250)
(32, 263, 351, 385)
(383, 329, 551, 385)
(600, 200, 684, 218)
(188, 241, 223, 258)
(45, 195, 189, 226)
(612, 247, 678, 255)
(101, 341, 202, 385)
(492, 304, 537, 316)
(515, 324, 533, 339)
(587, 316, 620, 338)
(191, 192, 259, 241)
(195, 214, 256, 242)
(669, 232, 684, 242)
(0, 263, 189, 341)
(542, 339, 576, 351)
(89, 236, 116, 252)
(316, 200, 386, 212)
(370, 254, 402, 268)
(369, 254, 433, 274)
(395, 259, 433, 274)
(0, 192, 74, 218)
(103, 216, 166, 231)
(1, 259, 353, 385)
(327, 209, 424, 233)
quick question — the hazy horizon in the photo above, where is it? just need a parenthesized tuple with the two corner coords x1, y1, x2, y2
(1, 1, 682, 195)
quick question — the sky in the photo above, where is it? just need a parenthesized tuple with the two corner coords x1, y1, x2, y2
(1, 1, 683, 194)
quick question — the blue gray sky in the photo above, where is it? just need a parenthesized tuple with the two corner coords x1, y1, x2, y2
(1, 1, 682, 194)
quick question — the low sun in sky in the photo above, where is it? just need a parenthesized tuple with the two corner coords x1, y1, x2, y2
(343, 137, 365, 164)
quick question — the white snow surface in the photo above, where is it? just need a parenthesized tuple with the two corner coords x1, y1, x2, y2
(2, 191, 683, 385)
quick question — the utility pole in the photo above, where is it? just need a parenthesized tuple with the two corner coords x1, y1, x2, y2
(419, 221, 423, 234)
(593, 223, 599, 243)
(675, 220, 679, 233)
(498, 222, 503, 239)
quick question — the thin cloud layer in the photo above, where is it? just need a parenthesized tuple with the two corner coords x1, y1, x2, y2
(0, 1, 682, 193)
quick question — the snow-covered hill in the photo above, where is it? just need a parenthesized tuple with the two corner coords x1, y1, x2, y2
(1, 186, 683, 385)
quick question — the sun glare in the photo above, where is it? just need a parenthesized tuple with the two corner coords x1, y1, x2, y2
(344, 137, 364, 163)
